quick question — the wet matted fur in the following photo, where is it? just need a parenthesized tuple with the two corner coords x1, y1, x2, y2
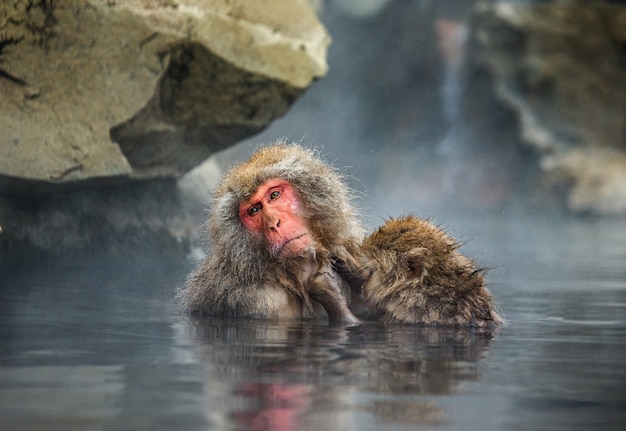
(360, 215, 503, 329)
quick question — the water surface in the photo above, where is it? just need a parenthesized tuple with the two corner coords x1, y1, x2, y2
(1, 213, 625, 431)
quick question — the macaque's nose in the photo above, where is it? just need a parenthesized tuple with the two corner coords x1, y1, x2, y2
(264, 211, 280, 231)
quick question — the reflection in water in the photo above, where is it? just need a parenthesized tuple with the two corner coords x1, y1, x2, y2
(180, 316, 494, 429)
(233, 382, 311, 431)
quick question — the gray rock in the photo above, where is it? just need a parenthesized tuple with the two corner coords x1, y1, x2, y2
(473, 2, 626, 214)
(0, 0, 329, 183)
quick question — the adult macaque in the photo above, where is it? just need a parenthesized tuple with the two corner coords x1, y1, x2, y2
(356, 216, 503, 329)
(180, 143, 364, 323)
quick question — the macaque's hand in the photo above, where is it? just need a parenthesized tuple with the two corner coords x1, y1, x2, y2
(309, 268, 361, 324)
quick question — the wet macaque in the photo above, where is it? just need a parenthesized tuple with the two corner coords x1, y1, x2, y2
(356, 216, 503, 329)
(180, 143, 364, 323)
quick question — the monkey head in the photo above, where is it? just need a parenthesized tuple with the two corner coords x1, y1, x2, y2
(360, 216, 503, 328)
(210, 143, 364, 263)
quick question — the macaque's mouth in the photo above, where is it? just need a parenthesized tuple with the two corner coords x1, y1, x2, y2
(276, 233, 310, 257)
(283, 233, 307, 246)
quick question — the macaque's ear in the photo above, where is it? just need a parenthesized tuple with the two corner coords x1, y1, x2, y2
(403, 247, 429, 279)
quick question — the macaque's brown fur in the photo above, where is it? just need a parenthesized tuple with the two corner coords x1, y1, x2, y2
(179, 143, 365, 322)
(359, 216, 502, 329)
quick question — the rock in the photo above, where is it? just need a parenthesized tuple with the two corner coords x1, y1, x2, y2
(472, 2, 626, 214)
(0, 0, 330, 183)
(0, 0, 329, 266)
(542, 148, 626, 215)
(0, 179, 199, 265)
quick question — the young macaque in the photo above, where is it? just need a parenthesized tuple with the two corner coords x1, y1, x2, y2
(179, 143, 365, 323)
(356, 216, 503, 329)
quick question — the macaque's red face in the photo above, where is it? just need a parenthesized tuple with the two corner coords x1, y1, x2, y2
(239, 179, 312, 258)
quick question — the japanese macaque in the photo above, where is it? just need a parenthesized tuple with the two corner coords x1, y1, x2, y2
(179, 143, 365, 323)
(356, 216, 503, 329)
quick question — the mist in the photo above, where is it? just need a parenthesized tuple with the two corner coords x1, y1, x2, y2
(215, 0, 537, 230)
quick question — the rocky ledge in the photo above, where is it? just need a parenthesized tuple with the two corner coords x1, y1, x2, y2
(0, 0, 329, 265)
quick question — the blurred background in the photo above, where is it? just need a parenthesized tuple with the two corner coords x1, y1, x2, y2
(203, 0, 626, 228)
(222, 0, 529, 218)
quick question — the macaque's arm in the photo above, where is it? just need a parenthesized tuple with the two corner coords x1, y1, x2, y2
(331, 251, 372, 294)
(308, 263, 361, 324)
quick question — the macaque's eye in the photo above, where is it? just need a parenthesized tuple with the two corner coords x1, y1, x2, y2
(247, 204, 262, 216)
(270, 190, 281, 200)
